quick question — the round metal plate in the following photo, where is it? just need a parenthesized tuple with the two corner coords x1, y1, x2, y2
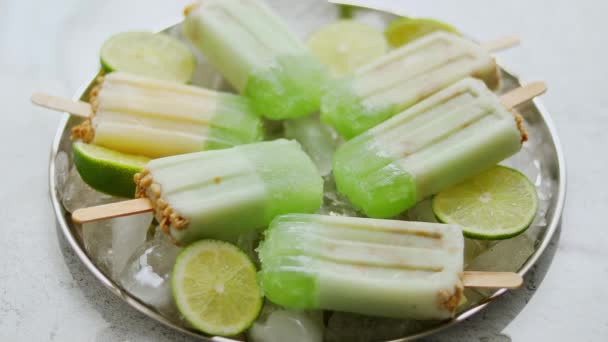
(48, 2, 566, 341)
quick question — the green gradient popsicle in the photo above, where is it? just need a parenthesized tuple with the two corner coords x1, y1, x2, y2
(333, 78, 524, 218)
(258, 214, 465, 320)
(73, 72, 264, 158)
(183, 0, 329, 120)
(321, 31, 501, 139)
(135, 140, 324, 245)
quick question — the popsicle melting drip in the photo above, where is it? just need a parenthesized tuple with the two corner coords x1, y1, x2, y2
(321, 31, 500, 139)
(71, 72, 264, 158)
(133, 139, 324, 245)
(258, 214, 465, 320)
(333, 77, 526, 218)
(182, 0, 329, 119)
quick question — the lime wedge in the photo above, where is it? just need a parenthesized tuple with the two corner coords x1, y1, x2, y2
(307, 20, 388, 76)
(73, 142, 149, 198)
(100, 31, 195, 83)
(385, 17, 460, 48)
(172, 240, 262, 336)
(432, 166, 539, 240)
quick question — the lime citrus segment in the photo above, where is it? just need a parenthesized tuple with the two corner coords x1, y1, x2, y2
(432, 166, 539, 240)
(307, 20, 388, 77)
(73, 142, 149, 198)
(100, 31, 195, 83)
(172, 240, 262, 336)
(385, 17, 460, 48)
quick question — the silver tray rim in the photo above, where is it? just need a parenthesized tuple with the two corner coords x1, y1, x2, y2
(47, 16, 567, 342)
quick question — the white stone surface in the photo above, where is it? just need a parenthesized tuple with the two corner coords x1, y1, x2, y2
(0, 0, 605, 341)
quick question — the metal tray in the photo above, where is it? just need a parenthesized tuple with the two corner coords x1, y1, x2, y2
(48, 1, 566, 341)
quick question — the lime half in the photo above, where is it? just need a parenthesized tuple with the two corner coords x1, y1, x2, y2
(307, 20, 388, 76)
(385, 17, 460, 48)
(73, 142, 149, 198)
(432, 166, 539, 240)
(172, 240, 263, 336)
(100, 31, 195, 83)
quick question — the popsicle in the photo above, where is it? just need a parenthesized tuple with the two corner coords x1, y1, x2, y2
(73, 139, 324, 245)
(34, 72, 264, 158)
(321, 31, 502, 139)
(333, 77, 546, 218)
(182, 0, 329, 120)
(258, 214, 522, 320)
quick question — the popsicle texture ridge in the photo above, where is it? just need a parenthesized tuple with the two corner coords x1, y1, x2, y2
(72, 72, 264, 158)
(321, 31, 500, 138)
(183, 0, 329, 119)
(135, 140, 323, 245)
(334, 78, 523, 218)
(258, 214, 464, 319)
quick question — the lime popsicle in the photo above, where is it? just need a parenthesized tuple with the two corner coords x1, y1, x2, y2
(134, 140, 323, 245)
(333, 78, 525, 218)
(258, 214, 464, 320)
(321, 31, 500, 139)
(182, 0, 328, 120)
(71, 72, 263, 158)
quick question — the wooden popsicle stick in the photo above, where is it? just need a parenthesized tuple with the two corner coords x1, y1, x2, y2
(481, 36, 521, 52)
(31, 92, 92, 118)
(72, 198, 153, 224)
(462, 271, 523, 289)
(500, 82, 547, 109)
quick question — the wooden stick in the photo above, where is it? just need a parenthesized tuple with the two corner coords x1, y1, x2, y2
(500, 82, 547, 109)
(31, 92, 92, 118)
(462, 271, 523, 289)
(481, 36, 521, 52)
(72, 198, 153, 224)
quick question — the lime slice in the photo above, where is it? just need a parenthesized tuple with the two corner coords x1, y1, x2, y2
(432, 166, 539, 240)
(73, 142, 149, 198)
(385, 17, 460, 48)
(307, 20, 388, 76)
(172, 240, 263, 336)
(100, 31, 195, 83)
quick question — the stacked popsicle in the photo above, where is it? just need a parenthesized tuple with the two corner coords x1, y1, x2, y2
(75, 139, 324, 245)
(72, 72, 264, 158)
(259, 214, 521, 320)
(183, 0, 329, 120)
(333, 77, 534, 218)
(321, 31, 501, 139)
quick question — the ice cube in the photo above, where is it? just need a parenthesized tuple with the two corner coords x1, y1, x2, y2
(248, 302, 324, 342)
(501, 146, 541, 186)
(318, 176, 361, 217)
(119, 228, 181, 317)
(284, 115, 338, 176)
(54, 151, 70, 193)
(464, 238, 491, 268)
(61, 167, 118, 213)
(465, 233, 535, 272)
(237, 230, 262, 267)
(325, 312, 436, 342)
(401, 199, 438, 223)
(82, 213, 153, 278)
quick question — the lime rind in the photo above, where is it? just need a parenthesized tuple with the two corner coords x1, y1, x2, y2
(432, 166, 539, 240)
(171, 240, 263, 336)
(73, 142, 149, 198)
(100, 31, 196, 83)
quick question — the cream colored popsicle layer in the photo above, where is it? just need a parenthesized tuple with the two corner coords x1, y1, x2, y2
(182, 0, 328, 119)
(321, 31, 500, 139)
(72, 72, 263, 158)
(333, 78, 524, 218)
(258, 214, 464, 320)
(134, 140, 323, 245)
